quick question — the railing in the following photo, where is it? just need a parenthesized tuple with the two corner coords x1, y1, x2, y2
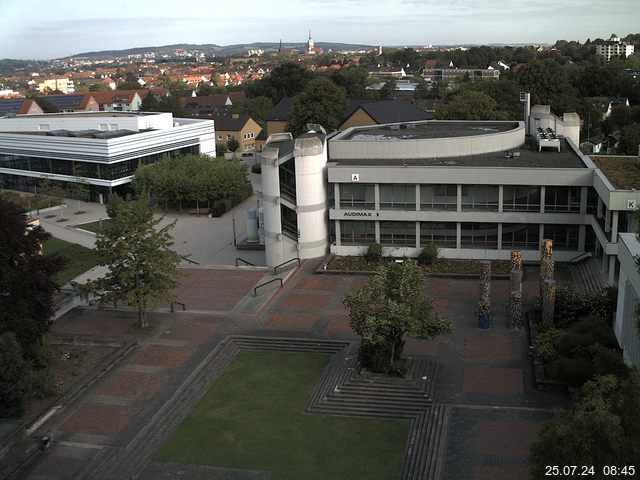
(568, 251, 593, 263)
(273, 257, 300, 275)
(254, 278, 283, 296)
(235, 257, 256, 267)
(170, 301, 186, 312)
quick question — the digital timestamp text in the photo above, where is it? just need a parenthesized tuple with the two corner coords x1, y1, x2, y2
(545, 465, 636, 476)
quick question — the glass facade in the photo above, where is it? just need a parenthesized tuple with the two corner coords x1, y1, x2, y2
(461, 223, 499, 248)
(379, 184, 416, 209)
(503, 186, 540, 212)
(340, 184, 374, 209)
(0, 146, 199, 182)
(420, 184, 457, 210)
(340, 220, 376, 245)
(461, 185, 499, 211)
(420, 222, 457, 248)
(380, 221, 416, 246)
(502, 223, 540, 249)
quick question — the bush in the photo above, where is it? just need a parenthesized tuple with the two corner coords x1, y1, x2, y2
(553, 286, 618, 327)
(251, 163, 262, 174)
(365, 243, 383, 263)
(536, 327, 563, 363)
(418, 244, 439, 266)
(28, 368, 57, 399)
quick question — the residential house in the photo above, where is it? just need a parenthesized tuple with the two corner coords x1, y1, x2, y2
(181, 93, 246, 117)
(89, 91, 143, 112)
(38, 93, 99, 113)
(589, 97, 630, 120)
(265, 97, 433, 135)
(0, 98, 44, 117)
(214, 114, 262, 153)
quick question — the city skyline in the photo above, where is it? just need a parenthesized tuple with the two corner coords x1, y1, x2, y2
(1, 0, 639, 60)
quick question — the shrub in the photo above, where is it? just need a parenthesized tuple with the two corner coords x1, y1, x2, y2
(365, 243, 383, 263)
(548, 357, 594, 387)
(418, 244, 439, 266)
(29, 369, 57, 399)
(536, 327, 563, 363)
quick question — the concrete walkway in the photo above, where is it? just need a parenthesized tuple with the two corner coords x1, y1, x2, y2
(32, 191, 266, 269)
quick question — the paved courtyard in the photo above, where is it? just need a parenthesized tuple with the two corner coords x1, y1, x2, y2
(11, 260, 568, 480)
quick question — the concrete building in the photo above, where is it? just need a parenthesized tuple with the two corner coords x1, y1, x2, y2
(258, 110, 640, 286)
(0, 111, 215, 202)
(596, 34, 635, 62)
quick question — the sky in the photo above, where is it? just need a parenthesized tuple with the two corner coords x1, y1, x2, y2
(1, 0, 639, 60)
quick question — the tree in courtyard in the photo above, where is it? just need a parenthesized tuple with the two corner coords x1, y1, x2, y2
(0, 332, 30, 418)
(618, 123, 640, 155)
(343, 260, 452, 374)
(0, 197, 63, 349)
(530, 372, 640, 478)
(85, 194, 183, 328)
(286, 77, 348, 135)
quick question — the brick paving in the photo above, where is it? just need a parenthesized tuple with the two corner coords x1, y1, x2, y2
(96, 370, 171, 400)
(463, 367, 524, 395)
(60, 403, 141, 437)
(21, 260, 574, 480)
(132, 345, 196, 368)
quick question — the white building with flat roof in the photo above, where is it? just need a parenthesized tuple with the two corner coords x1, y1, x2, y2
(0, 111, 215, 202)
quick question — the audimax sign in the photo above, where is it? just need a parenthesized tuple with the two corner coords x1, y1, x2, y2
(342, 211, 379, 217)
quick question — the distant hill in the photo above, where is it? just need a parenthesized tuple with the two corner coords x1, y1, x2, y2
(64, 42, 378, 60)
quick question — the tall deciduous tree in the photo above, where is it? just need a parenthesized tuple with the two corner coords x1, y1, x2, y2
(245, 62, 313, 104)
(343, 260, 452, 373)
(86, 194, 183, 327)
(436, 90, 509, 120)
(0, 332, 30, 418)
(286, 77, 348, 135)
(0, 197, 62, 349)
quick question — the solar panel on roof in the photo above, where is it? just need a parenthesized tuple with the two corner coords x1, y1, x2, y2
(44, 95, 83, 109)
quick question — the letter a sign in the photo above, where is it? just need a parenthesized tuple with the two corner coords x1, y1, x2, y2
(351, 173, 360, 182)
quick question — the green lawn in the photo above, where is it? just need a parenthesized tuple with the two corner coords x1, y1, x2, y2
(74, 218, 112, 233)
(43, 237, 101, 285)
(155, 351, 410, 480)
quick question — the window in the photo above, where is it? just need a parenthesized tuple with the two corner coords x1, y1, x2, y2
(38, 124, 49, 131)
(380, 184, 416, 209)
(99, 124, 108, 131)
(281, 205, 298, 240)
(544, 186, 580, 212)
(109, 124, 118, 130)
(420, 222, 456, 248)
(227, 135, 232, 141)
(420, 184, 457, 210)
(217, 135, 223, 140)
(279, 158, 296, 202)
(503, 186, 540, 212)
(502, 223, 539, 249)
(340, 221, 376, 245)
(461, 223, 499, 248)
(461, 185, 499, 211)
(340, 184, 374, 209)
(544, 224, 579, 250)
(380, 221, 416, 246)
